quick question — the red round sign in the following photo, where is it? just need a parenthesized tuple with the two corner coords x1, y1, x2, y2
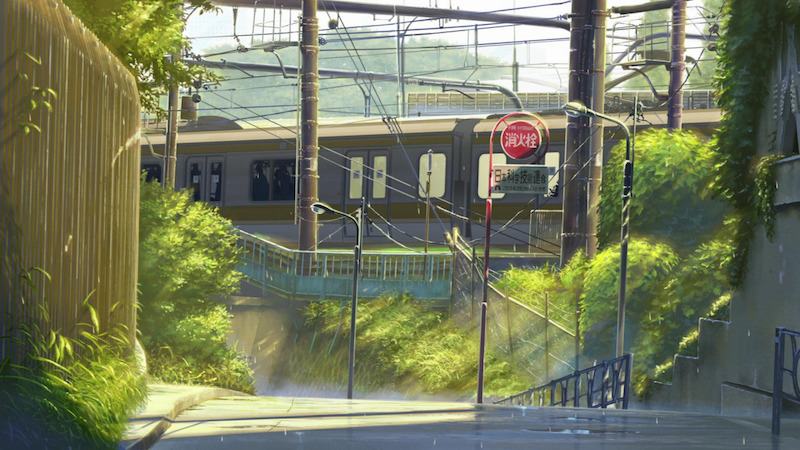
(501, 120, 542, 159)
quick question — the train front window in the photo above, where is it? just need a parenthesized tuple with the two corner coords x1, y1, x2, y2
(349, 157, 364, 199)
(418, 153, 446, 198)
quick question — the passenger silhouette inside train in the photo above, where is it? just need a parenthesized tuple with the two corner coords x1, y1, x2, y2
(252, 162, 270, 201)
(273, 164, 293, 200)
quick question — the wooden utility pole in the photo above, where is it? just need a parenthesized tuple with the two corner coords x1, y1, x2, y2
(298, 0, 319, 252)
(668, 0, 686, 130)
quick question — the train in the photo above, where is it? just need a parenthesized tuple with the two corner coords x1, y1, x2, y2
(141, 106, 721, 251)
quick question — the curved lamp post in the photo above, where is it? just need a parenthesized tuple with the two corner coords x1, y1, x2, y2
(563, 101, 633, 359)
(311, 198, 364, 399)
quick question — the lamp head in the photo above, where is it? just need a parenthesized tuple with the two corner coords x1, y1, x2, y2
(310, 202, 331, 215)
(563, 101, 591, 118)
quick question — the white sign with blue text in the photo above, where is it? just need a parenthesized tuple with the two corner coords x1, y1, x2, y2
(493, 164, 550, 194)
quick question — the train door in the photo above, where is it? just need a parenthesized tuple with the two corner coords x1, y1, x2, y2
(185, 156, 225, 205)
(346, 150, 389, 236)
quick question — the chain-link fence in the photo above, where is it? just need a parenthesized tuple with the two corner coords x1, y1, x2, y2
(451, 233, 581, 387)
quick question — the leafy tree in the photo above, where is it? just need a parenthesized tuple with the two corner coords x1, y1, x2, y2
(63, 0, 219, 117)
(597, 128, 727, 254)
(137, 179, 252, 392)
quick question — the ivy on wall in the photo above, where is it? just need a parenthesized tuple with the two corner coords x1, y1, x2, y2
(711, 0, 800, 285)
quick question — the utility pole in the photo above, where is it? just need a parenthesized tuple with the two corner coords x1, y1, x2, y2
(668, 0, 686, 130)
(298, 0, 320, 252)
(587, 0, 607, 258)
(164, 58, 179, 189)
(561, 0, 606, 265)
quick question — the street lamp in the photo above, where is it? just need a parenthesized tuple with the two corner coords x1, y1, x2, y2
(563, 101, 633, 359)
(311, 198, 365, 399)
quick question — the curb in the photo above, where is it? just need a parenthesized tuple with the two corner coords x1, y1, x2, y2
(123, 388, 250, 450)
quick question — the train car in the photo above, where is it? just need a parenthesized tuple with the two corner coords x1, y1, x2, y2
(141, 107, 721, 251)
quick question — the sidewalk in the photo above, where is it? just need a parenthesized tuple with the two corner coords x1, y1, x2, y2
(119, 384, 251, 450)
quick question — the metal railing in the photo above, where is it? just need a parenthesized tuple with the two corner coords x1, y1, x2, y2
(236, 230, 452, 302)
(407, 90, 717, 117)
(450, 230, 579, 386)
(772, 327, 800, 434)
(496, 354, 633, 409)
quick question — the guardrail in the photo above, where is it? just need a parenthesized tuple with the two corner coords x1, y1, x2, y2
(236, 230, 452, 302)
(772, 327, 800, 434)
(495, 354, 633, 409)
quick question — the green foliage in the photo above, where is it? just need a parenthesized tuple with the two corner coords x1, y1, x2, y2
(650, 292, 731, 388)
(755, 154, 787, 239)
(137, 179, 253, 393)
(577, 234, 734, 396)
(597, 129, 727, 253)
(17, 52, 57, 135)
(62, 0, 220, 117)
(1, 270, 147, 448)
(710, 0, 800, 285)
(282, 294, 527, 399)
(580, 239, 679, 362)
(498, 254, 587, 331)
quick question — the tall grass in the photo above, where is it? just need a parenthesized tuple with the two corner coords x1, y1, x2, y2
(0, 270, 147, 448)
(275, 294, 528, 400)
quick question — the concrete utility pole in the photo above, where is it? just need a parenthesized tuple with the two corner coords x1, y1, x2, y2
(298, 0, 320, 252)
(587, 0, 607, 258)
(668, 0, 686, 130)
(561, 0, 607, 265)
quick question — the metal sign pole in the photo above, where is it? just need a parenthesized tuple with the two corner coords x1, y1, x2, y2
(477, 112, 549, 404)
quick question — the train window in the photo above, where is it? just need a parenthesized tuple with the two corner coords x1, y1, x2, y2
(209, 162, 223, 202)
(251, 159, 295, 202)
(251, 160, 271, 201)
(272, 160, 295, 201)
(418, 153, 446, 197)
(477, 153, 507, 199)
(189, 163, 202, 201)
(141, 164, 162, 183)
(372, 156, 387, 199)
(349, 157, 364, 199)
(544, 152, 560, 198)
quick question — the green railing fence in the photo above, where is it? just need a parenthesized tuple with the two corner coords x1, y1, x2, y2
(236, 230, 452, 303)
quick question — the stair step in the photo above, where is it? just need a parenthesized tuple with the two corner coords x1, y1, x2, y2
(720, 382, 773, 418)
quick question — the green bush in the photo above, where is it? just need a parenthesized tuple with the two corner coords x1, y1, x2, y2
(499, 254, 587, 331)
(580, 239, 679, 361)
(1, 274, 147, 448)
(597, 129, 727, 253)
(137, 180, 253, 393)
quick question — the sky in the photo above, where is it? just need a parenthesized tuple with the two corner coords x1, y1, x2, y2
(184, 1, 720, 93)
